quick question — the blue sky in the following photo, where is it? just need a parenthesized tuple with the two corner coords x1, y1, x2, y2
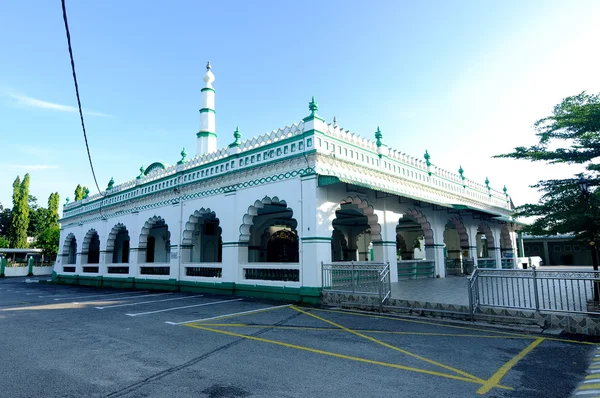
(1, 0, 599, 213)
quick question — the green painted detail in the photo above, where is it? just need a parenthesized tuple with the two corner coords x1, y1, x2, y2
(0, 257, 6, 277)
(375, 126, 383, 148)
(196, 131, 217, 138)
(65, 197, 70, 205)
(301, 237, 332, 241)
(303, 96, 325, 123)
(201, 87, 215, 93)
(229, 126, 242, 148)
(372, 240, 396, 245)
(137, 166, 145, 179)
(27, 257, 34, 277)
(503, 185, 508, 196)
(317, 175, 340, 186)
(61, 155, 317, 224)
(177, 147, 187, 165)
(424, 150, 431, 167)
(83, 187, 90, 199)
(485, 177, 490, 189)
(145, 162, 168, 175)
(199, 108, 216, 114)
(107, 178, 114, 190)
(222, 241, 249, 246)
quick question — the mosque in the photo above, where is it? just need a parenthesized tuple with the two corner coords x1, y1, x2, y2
(54, 63, 521, 302)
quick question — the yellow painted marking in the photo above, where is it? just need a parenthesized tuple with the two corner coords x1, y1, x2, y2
(313, 308, 600, 346)
(199, 323, 535, 339)
(476, 337, 544, 395)
(580, 384, 600, 390)
(185, 323, 510, 389)
(291, 306, 488, 385)
(594, 358, 600, 362)
(587, 375, 600, 379)
(188, 305, 289, 325)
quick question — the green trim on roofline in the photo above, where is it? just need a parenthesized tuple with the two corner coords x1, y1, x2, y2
(61, 129, 318, 216)
(196, 131, 217, 138)
(201, 87, 215, 93)
(60, 162, 317, 223)
(199, 108, 216, 114)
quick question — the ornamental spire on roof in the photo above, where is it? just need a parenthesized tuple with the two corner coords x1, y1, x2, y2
(197, 61, 217, 156)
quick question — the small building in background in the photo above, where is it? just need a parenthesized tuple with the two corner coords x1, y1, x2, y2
(522, 233, 592, 266)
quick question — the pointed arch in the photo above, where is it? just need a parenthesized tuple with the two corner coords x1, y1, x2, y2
(182, 208, 222, 263)
(404, 208, 434, 246)
(62, 233, 77, 265)
(447, 216, 469, 249)
(82, 228, 100, 264)
(138, 216, 171, 263)
(239, 196, 295, 242)
(478, 223, 495, 249)
(106, 223, 130, 264)
(335, 196, 382, 241)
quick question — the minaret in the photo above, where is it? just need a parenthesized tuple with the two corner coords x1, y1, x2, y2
(197, 61, 217, 156)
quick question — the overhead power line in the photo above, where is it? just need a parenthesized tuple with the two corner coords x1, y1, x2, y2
(60, 0, 102, 195)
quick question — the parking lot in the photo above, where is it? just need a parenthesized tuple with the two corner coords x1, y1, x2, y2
(1, 277, 597, 397)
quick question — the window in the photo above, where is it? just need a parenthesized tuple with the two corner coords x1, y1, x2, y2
(564, 245, 572, 252)
(554, 246, 562, 252)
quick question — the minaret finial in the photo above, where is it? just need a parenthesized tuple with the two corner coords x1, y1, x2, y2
(333, 116, 337, 127)
(206, 61, 211, 71)
(375, 127, 383, 147)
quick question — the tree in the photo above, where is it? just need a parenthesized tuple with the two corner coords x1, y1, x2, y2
(74, 185, 88, 201)
(36, 226, 60, 258)
(27, 195, 48, 238)
(47, 192, 60, 228)
(0, 236, 8, 248)
(0, 203, 10, 237)
(74, 184, 83, 201)
(496, 91, 600, 242)
(9, 174, 31, 248)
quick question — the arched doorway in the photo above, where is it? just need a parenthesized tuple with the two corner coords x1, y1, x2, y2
(82, 229, 100, 265)
(396, 209, 435, 279)
(476, 224, 496, 268)
(107, 223, 130, 264)
(444, 217, 471, 275)
(500, 225, 515, 268)
(182, 209, 223, 263)
(330, 197, 380, 262)
(241, 197, 299, 263)
(139, 216, 171, 264)
(266, 230, 299, 262)
(61, 233, 77, 268)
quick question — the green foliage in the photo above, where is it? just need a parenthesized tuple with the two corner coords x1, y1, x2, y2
(74, 184, 83, 201)
(497, 92, 600, 241)
(36, 226, 60, 258)
(47, 192, 60, 228)
(0, 236, 9, 248)
(0, 203, 10, 237)
(9, 174, 30, 248)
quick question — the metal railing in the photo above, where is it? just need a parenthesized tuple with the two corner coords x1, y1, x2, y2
(468, 268, 600, 316)
(322, 261, 392, 306)
(398, 260, 435, 279)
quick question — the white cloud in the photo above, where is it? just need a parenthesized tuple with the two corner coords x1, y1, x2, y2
(8, 93, 111, 117)
(4, 164, 59, 170)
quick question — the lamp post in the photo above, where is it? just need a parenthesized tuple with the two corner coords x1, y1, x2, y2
(579, 177, 599, 303)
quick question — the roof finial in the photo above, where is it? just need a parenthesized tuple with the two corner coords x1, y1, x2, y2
(375, 126, 383, 147)
(206, 61, 211, 71)
(333, 116, 337, 127)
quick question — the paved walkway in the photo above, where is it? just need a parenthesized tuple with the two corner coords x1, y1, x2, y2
(391, 276, 469, 306)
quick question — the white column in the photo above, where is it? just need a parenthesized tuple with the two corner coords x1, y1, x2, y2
(220, 191, 242, 283)
(466, 224, 479, 268)
(300, 175, 332, 288)
(374, 203, 400, 282)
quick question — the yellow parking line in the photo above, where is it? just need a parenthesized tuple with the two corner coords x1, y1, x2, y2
(580, 384, 600, 390)
(312, 308, 599, 346)
(198, 323, 535, 340)
(187, 304, 290, 325)
(185, 323, 508, 388)
(291, 306, 495, 387)
(476, 337, 544, 395)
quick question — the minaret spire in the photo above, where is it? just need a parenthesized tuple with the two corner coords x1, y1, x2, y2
(197, 61, 217, 156)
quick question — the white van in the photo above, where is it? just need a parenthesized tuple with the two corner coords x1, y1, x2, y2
(516, 256, 544, 269)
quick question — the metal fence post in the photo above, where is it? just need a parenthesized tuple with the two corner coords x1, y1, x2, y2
(532, 267, 540, 312)
(351, 261, 355, 294)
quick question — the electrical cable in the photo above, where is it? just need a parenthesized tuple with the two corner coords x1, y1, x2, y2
(61, 0, 107, 219)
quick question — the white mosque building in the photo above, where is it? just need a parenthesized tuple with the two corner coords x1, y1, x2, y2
(54, 63, 520, 302)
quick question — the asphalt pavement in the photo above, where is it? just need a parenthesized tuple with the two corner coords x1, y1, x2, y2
(1, 276, 597, 397)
